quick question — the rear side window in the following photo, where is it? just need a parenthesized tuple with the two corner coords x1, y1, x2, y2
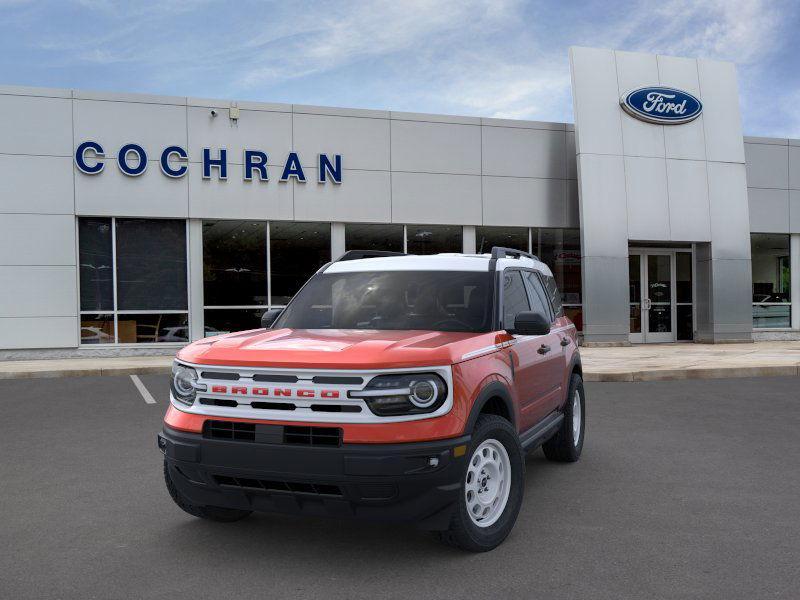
(502, 271, 531, 329)
(542, 274, 565, 318)
(521, 271, 553, 322)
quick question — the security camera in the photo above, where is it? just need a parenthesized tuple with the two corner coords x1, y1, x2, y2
(210, 109, 218, 117)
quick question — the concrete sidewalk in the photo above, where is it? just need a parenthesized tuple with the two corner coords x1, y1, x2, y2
(1, 341, 799, 382)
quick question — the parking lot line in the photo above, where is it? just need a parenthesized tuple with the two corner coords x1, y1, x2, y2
(130, 374, 157, 404)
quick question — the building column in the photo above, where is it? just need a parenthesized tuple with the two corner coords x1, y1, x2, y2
(463, 225, 476, 254)
(792, 234, 800, 330)
(187, 219, 204, 341)
(331, 222, 346, 260)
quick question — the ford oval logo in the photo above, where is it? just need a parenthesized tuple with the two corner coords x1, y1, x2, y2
(620, 87, 702, 125)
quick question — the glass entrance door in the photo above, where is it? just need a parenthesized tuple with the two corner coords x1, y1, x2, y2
(629, 249, 694, 343)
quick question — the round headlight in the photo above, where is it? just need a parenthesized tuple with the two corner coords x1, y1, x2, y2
(171, 362, 202, 405)
(409, 379, 437, 408)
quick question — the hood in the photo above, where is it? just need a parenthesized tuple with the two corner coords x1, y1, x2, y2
(177, 328, 506, 370)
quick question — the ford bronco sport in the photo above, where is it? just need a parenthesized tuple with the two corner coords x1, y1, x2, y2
(159, 247, 585, 551)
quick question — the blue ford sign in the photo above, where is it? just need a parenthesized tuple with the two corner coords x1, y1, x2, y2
(620, 87, 702, 125)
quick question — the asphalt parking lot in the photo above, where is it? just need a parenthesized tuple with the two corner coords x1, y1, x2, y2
(1, 375, 799, 600)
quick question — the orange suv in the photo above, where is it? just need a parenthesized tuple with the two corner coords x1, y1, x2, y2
(159, 247, 585, 551)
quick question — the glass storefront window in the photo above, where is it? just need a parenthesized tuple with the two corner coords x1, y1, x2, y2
(345, 223, 404, 253)
(116, 219, 187, 311)
(204, 309, 266, 336)
(534, 228, 582, 331)
(203, 221, 267, 306)
(77, 217, 189, 345)
(406, 225, 462, 255)
(79, 218, 114, 312)
(270, 222, 331, 306)
(751, 233, 791, 328)
(475, 226, 528, 254)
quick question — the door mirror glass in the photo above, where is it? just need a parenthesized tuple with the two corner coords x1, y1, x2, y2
(260, 308, 282, 329)
(509, 311, 551, 336)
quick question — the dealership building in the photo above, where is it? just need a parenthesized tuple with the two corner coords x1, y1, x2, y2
(1, 46, 799, 357)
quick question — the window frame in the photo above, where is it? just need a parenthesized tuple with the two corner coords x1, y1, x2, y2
(78, 216, 190, 346)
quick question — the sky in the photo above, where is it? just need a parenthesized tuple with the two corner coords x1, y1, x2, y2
(1, 0, 799, 137)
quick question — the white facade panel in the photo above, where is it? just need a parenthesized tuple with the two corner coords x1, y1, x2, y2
(0, 266, 76, 317)
(657, 54, 707, 161)
(187, 169, 293, 220)
(75, 163, 189, 217)
(615, 50, 665, 159)
(74, 98, 187, 160)
(665, 159, 711, 242)
(295, 169, 391, 223)
(576, 153, 628, 256)
(391, 120, 481, 175)
(0, 214, 76, 265)
(624, 156, 670, 240)
(0, 94, 73, 156)
(697, 59, 746, 164)
(391, 172, 481, 225)
(293, 113, 390, 172)
(569, 47, 624, 156)
(481, 127, 565, 179)
(0, 155, 74, 214)
(708, 162, 751, 259)
(789, 146, 800, 190)
(187, 106, 292, 166)
(791, 190, 800, 233)
(0, 316, 78, 349)
(482, 176, 567, 227)
(745, 143, 789, 189)
(748, 188, 790, 233)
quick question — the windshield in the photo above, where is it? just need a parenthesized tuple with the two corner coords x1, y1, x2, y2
(273, 270, 494, 332)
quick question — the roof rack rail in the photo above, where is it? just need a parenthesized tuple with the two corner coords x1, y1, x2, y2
(336, 250, 406, 262)
(490, 246, 539, 261)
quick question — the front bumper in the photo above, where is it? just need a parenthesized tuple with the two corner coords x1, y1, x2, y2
(159, 426, 470, 530)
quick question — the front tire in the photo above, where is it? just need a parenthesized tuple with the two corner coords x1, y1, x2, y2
(163, 460, 252, 522)
(542, 373, 585, 462)
(436, 415, 524, 552)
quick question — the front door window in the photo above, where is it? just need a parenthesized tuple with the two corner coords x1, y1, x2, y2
(629, 250, 694, 343)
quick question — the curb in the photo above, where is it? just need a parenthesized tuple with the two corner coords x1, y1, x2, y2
(0, 365, 172, 381)
(583, 365, 800, 382)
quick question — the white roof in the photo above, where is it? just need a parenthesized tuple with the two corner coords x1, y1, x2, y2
(324, 253, 553, 276)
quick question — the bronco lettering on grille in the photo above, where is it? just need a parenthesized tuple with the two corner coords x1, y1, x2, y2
(208, 385, 340, 399)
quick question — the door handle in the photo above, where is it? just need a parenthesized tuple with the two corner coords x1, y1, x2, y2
(537, 344, 551, 355)
(560, 337, 570, 347)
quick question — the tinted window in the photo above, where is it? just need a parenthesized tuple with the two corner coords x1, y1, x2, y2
(406, 225, 462, 255)
(345, 223, 404, 253)
(522, 271, 553, 322)
(534, 228, 581, 305)
(270, 222, 331, 305)
(541, 274, 564, 318)
(203, 220, 267, 306)
(476, 226, 528, 254)
(274, 271, 493, 332)
(116, 219, 187, 311)
(502, 271, 530, 329)
(79, 218, 114, 311)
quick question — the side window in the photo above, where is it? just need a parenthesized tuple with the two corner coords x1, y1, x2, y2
(543, 274, 565, 318)
(522, 271, 553, 322)
(502, 271, 531, 329)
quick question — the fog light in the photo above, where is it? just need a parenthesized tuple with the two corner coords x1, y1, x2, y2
(428, 457, 439, 468)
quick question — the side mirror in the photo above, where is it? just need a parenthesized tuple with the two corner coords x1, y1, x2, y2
(509, 311, 551, 336)
(261, 308, 282, 329)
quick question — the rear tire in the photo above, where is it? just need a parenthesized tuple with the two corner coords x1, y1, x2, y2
(436, 415, 524, 552)
(542, 373, 585, 462)
(163, 460, 252, 522)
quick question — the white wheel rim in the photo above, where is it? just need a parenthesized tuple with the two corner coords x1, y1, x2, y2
(572, 389, 582, 446)
(464, 439, 511, 528)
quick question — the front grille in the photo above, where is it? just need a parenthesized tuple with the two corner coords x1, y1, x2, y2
(204, 420, 342, 447)
(205, 420, 255, 441)
(213, 475, 343, 497)
(284, 426, 342, 447)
